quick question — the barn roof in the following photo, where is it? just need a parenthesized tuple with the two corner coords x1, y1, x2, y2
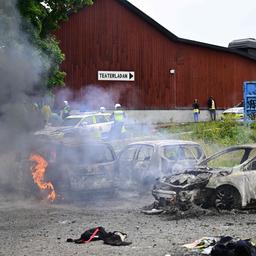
(66, 0, 256, 61)
(118, 0, 256, 61)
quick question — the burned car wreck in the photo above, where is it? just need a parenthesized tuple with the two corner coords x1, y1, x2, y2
(22, 135, 118, 201)
(117, 140, 206, 191)
(152, 145, 256, 211)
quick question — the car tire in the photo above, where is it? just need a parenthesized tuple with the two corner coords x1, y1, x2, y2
(214, 186, 242, 211)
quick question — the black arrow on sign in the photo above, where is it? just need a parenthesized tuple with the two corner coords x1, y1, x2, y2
(129, 73, 134, 80)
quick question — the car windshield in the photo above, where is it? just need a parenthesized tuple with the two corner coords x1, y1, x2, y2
(235, 101, 244, 107)
(203, 148, 256, 168)
(61, 117, 83, 126)
(161, 145, 202, 160)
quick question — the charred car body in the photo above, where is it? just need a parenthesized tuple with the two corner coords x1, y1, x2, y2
(117, 140, 206, 191)
(27, 136, 118, 199)
(153, 145, 256, 211)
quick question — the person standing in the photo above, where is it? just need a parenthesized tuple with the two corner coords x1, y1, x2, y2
(192, 99, 200, 122)
(99, 106, 106, 113)
(61, 100, 71, 119)
(110, 103, 126, 137)
(41, 103, 52, 125)
(207, 96, 216, 121)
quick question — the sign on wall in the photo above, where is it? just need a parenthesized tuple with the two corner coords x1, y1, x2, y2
(98, 71, 135, 81)
(244, 81, 256, 121)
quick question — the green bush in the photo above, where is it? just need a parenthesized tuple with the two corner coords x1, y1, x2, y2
(160, 120, 256, 147)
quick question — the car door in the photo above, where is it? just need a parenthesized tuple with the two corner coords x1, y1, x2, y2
(133, 145, 154, 182)
(66, 143, 117, 191)
(178, 145, 205, 168)
(243, 157, 256, 203)
(117, 145, 139, 182)
(80, 116, 95, 131)
(95, 114, 112, 133)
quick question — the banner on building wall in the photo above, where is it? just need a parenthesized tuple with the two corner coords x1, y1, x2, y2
(244, 81, 256, 121)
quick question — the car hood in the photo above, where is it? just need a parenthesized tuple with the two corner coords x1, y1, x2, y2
(222, 107, 244, 114)
(54, 126, 75, 132)
(157, 166, 232, 191)
(35, 126, 74, 135)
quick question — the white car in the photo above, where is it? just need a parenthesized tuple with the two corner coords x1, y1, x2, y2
(221, 102, 244, 121)
(35, 112, 113, 138)
(61, 113, 113, 133)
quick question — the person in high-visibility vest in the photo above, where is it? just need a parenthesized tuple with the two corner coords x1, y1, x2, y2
(61, 100, 71, 119)
(41, 104, 52, 125)
(207, 96, 216, 121)
(110, 103, 126, 138)
(192, 99, 200, 122)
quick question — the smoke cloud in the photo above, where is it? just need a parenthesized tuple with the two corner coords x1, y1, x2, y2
(0, 0, 47, 150)
(0, 0, 49, 193)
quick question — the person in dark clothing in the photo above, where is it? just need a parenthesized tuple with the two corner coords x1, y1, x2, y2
(192, 99, 200, 122)
(207, 96, 216, 121)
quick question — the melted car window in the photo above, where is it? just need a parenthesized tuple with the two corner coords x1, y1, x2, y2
(119, 146, 138, 161)
(181, 146, 202, 160)
(161, 145, 201, 160)
(162, 146, 180, 160)
(206, 149, 246, 168)
(247, 148, 256, 160)
(136, 145, 154, 161)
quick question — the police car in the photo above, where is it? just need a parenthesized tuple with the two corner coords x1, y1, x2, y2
(221, 102, 244, 121)
(35, 112, 113, 139)
(61, 113, 113, 133)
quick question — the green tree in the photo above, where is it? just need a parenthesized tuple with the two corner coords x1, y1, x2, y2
(17, 0, 93, 91)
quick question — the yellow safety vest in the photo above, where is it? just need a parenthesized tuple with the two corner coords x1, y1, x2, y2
(114, 110, 125, 121)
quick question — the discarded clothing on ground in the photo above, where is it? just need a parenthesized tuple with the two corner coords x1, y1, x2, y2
(66, 226, 132, 246)
(211, 236, 256, 256)
(183, 236, 256, 255)
(183, 236, 218, 255)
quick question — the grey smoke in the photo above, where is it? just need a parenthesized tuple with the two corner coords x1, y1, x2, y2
(0, 0, 47, 152)
(0, 0, 49, 193)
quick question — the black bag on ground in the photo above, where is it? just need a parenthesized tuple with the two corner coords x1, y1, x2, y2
(66, 227, 132, 246)
(103, 231, 132, 246)
(67, 226, 108, 243)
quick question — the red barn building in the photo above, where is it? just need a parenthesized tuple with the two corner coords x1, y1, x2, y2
(55, 0, 256, 111)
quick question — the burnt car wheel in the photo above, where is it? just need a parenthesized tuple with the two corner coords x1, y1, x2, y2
(214, 186, 241, 211)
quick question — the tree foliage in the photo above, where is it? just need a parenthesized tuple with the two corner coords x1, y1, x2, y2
(17, 0, 93, 91)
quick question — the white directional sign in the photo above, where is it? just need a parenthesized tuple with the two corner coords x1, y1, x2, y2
(98, 71, 135, 81)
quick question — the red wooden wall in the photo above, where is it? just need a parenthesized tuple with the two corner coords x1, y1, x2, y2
(55, 0, 256, 109)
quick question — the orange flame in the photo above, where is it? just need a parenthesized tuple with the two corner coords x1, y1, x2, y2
(30, 154, 56, 202)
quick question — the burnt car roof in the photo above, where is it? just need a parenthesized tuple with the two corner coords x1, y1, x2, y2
(127, 140, 201, 147)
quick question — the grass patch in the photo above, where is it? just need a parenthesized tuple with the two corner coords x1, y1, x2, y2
(159, 120, 256, 155)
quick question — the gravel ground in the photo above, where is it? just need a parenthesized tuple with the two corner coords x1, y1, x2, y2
(1, 192, 256, 256)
